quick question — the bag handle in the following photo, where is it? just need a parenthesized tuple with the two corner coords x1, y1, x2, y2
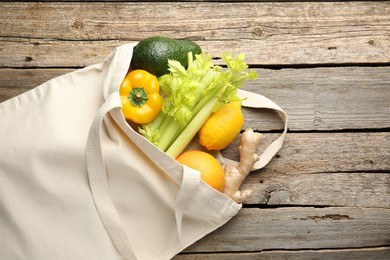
(86, 92, 200, 258)
(174, 166, 201, 239)
(86, 93, 138, 260)
(217, 89, 288, 170)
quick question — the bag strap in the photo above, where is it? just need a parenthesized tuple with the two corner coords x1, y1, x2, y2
(86, 93, 138, 260)
(86, 92, 200, 258)
(174, 166, 201, 239)
(219, 89, 288, 170)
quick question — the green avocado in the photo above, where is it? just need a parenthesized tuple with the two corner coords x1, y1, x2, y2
(130, 36, 202, 77)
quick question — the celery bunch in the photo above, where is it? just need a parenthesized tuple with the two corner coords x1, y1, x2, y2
(139, 51, 258, 158)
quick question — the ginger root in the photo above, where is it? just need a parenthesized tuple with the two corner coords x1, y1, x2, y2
(223, 128, 262, 203)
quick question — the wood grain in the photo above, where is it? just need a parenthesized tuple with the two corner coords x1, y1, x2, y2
(1, 1, 389, 258)
(181, 207, 390, 253)
(243, 67, 390, 131)
(175, 247, 390, 260)
(1, 67, 389, 131)
(242, 172, 390, 208)
(0, 2, 389, 67)
(223, 132, 390, 175)
(221, 132, 390, 207)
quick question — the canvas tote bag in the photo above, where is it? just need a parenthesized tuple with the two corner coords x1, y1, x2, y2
(0, 43, 287, 259)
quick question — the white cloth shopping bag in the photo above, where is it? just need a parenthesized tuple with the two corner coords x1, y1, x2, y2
(0, 43, 287, 260)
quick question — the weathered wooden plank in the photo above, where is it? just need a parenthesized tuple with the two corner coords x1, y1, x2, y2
(221, 132, 390, 207)
(0, 2, 389, 67)
(182, 207, 390, 253)
(1, 67, 389, 131)
(243, 67, 390, 131)
(223, 132, 390, 175)
(0, 68, 69, 103)
(241, 172, 390, 208)
(0, 39, 121, 68)
(175, 247, 390, 260)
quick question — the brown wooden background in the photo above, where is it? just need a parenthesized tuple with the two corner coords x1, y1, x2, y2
(1, 1, 389, 259)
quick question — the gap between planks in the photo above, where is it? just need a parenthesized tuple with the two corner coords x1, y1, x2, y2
(174, 246, 390, 260)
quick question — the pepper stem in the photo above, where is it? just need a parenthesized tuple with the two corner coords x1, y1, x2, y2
(129, 87, 148, 107)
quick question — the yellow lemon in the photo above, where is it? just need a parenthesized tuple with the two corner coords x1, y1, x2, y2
(198, 101, 244, 150)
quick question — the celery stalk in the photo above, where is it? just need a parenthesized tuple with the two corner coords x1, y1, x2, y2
(157, 119, 180, 150)
(165, 86, 227, 158)
(156, 68, 219, 151)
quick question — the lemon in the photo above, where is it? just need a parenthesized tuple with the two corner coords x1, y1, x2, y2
(198, 101, 244, 150)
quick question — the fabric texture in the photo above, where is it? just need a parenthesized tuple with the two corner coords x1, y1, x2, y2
(0, 43, 286, 259)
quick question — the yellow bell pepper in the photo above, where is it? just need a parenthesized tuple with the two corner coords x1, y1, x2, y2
(119, 69, 162, 124)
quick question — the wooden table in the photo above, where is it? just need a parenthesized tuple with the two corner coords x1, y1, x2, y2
(1, 1, 389, 259)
